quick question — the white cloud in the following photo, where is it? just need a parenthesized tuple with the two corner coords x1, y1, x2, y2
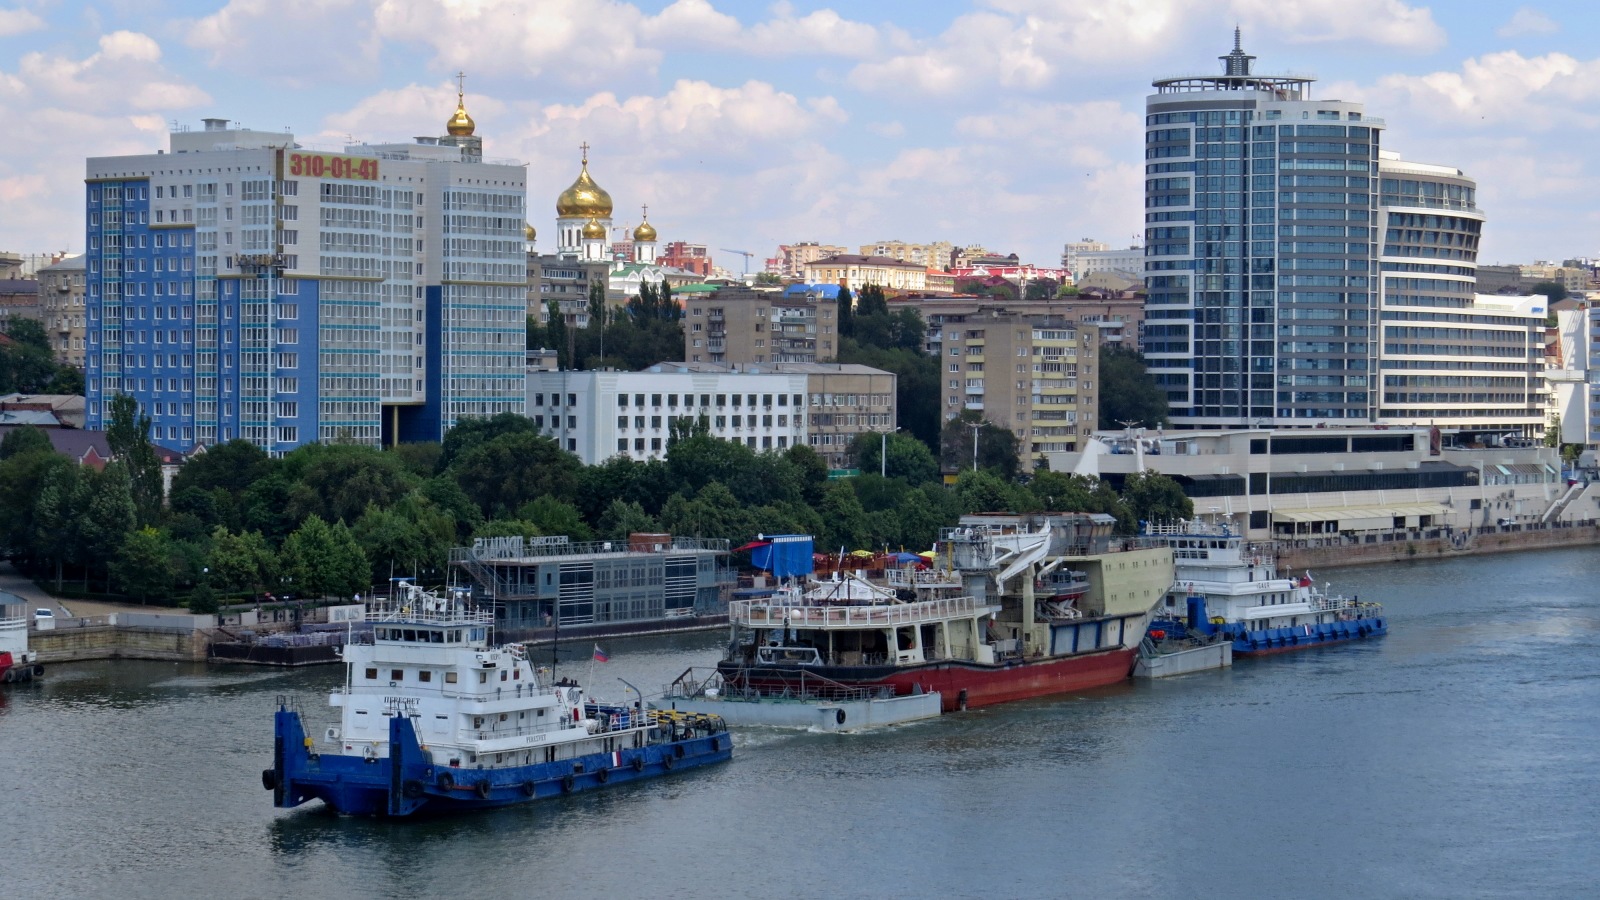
(1496, 7, 1559, 38)
(1230, 0, 1445, 50)
(0, 6, 45, 36)
(183, 0, 381, 83)
(1373, 51, 1600, 131)
(0, 33, 208, 252)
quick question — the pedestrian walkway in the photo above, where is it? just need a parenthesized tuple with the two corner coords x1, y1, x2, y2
(0, 563, 164, 617)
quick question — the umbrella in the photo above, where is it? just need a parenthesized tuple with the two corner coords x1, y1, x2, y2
(733, 540, 770, 552)
(889, 552, 922, 564)
(849, 549, 874, 558)
(917, 551, 936, 559)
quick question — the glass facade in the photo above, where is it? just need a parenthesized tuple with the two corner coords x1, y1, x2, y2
(1145, 36, 1383, 427)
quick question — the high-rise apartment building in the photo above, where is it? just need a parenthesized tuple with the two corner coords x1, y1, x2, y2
(936, 311, 1096, 466)
(1143, 31, 1544, 438)
(84, 91, 527, 453)
(684, 287, 838, 365)
(1143, 31, 1381, 427)
(37, 255, 87, 367)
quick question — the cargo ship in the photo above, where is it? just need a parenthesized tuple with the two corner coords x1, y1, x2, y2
(264, 582, 730, 817)
(713, 514, 1173, 713)
(1146, 520, 1387, 656)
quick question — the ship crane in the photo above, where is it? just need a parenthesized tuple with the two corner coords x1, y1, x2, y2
(721, 248, 753, 275)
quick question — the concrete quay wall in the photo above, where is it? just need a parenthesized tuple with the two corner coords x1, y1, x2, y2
(30, 624, 211, 663)
(1276, 523, 1600, 571)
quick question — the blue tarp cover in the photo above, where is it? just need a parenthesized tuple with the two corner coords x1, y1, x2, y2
(751, 534, 814, 577)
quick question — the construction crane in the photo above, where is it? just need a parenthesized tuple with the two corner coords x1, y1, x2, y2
(721, 248, 753, 275)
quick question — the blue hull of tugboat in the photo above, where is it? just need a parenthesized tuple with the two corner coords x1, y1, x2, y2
(267, 707, 732, 817)
(1222, 617, 1387, 657)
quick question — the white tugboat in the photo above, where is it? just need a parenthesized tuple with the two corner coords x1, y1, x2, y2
(265, 583, 730, 816)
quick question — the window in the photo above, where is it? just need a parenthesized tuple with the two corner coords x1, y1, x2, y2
(418, 670, 432, 683)
(365, 667, 378, 679)
(391, 669, 403, 681)
(445, 672, 458, 684)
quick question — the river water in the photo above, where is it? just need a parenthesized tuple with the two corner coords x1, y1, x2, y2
(4, 547, 1598, 899)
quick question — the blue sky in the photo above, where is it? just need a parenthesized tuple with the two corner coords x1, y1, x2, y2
(1, 1, 1595, 270)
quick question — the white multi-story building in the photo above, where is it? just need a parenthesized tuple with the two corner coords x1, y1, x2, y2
(1072, 246, 1144, 279)
(527, 367, 810, 465)
(1061, 238, 1110, 276)
(1374, 153, 1546, 436)
(84, 91, 526, 452)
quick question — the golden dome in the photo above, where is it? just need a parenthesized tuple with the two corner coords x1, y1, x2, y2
(446, 96, 475, 137)
(557, 153, 613, 219)
(523, 223, 536, 241)
(581, 218, 607, 240)
(633, 219, 657, 242)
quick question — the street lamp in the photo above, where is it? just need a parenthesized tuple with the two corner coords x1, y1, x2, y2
(971, 422, 981, 472)
(880, 426, 902, 478)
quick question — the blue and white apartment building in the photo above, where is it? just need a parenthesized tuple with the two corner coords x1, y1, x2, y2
(84, 92, 526, 453)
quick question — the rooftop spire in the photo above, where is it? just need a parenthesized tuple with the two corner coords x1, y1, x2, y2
(1220, 27, 1255, 78)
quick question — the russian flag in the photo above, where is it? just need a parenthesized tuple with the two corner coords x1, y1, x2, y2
(592, 644, 610, 663)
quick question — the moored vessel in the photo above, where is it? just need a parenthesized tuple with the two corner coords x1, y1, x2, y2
(265, 582, 730, 817)
(1147, 520, 1387, 657)
(0, 596, 44, 684)
(714, 514, 1173, 713)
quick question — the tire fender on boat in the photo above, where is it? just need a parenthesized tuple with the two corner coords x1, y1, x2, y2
(632, 755, 645, 772)
(261, 768, 279, 791)
(475, 780, 491, 799)
(596, 767, 610, 784)
(662, 754, 674, 771)
(835, 708, 847, 726)
(560, 774, 575, 793)
(520, 781, 536, 797)
(438, 770, 455, 789)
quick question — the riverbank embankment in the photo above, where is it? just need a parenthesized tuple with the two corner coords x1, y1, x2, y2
(1276, 521, 1600, 571)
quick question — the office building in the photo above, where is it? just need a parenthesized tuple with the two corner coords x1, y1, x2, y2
(85, 90, 526, 453)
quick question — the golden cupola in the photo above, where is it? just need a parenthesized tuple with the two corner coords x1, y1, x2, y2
(581, 218, 607, 240)
(446, 92, 475, 137)
(633, 216, 657, 243)
(523, 223, 536, 241)
(557, 146, 613, 219)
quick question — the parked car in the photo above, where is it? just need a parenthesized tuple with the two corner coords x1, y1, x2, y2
(34, 608, 54, 621)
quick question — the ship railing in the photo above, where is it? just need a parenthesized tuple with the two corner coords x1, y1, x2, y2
(365, 596, 493, 626)
(730, 594, 990, 628)
(885, 568, 962, 589)
(668, 666, 894, 703)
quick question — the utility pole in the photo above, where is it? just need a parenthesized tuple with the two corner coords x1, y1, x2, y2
(971, 422, 981, 472)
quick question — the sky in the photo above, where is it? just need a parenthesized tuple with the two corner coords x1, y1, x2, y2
(1, 0, 1596, 272)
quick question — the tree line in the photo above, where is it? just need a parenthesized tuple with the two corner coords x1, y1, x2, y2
(0, 408, 1190, 611)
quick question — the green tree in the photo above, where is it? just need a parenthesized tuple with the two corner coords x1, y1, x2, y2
(188, 581, 219, 615)
(1529, 281, 1568, 303)
(1120, 470, 1192, 528)
(0, 425, 51, 460)
(0, 448, 72, 566)
(352, 494, 455, 585)
(1026, 471, 1100, 512)
(283, 443, 417, 525)
(441, 412, 540, 470)
(1024, 278, 1060, 301)
(207, 527, 279, 598)
(449, 432, 582, 519)
(105, 394, 165, 526)
(112, 527, 176, 604)
(545, 298, 568, 369)
(4, 318, 50, 350)
(848, 431, 939, 483)
(816, 480, 871, 550)
(837, 286, 855, 338)
(281, 515, 369, 599)
(80, 463, 138, 589)
(33, 462, 89, 590)
(516, 495, 593, 542)
(389, 442, 444, 478)
(952, 468, 1030, 515)
(596, 499, 660, 541)
(784, 443, 830, 507)
(939, 409, 1020, 479)
(1099, 346, 1170, 429)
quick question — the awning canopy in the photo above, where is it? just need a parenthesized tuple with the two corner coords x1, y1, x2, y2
(1271, 503, 1448, 528)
